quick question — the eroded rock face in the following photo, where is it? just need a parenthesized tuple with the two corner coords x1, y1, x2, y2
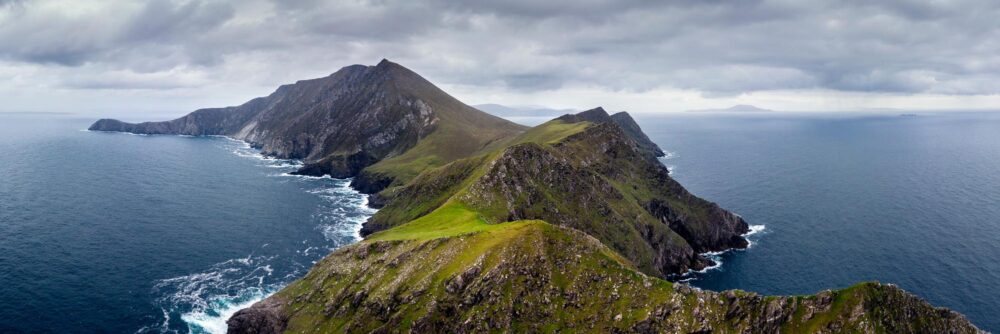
(226, 297, 288, 334)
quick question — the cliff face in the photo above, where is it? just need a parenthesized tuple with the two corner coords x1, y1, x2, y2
(89, 60, 526, 191)
(230, 221, 982, 334)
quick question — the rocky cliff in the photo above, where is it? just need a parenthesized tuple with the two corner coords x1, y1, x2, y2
(89, 59, 526, 192)
(362, 109, 748, 277)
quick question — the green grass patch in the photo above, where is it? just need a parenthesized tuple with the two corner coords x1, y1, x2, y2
(368, 201, 499, 241)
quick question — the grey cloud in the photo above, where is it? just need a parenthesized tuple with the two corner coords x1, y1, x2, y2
(1, 0, 999, 95)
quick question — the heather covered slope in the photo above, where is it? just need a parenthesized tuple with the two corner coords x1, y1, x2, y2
(229, 216, 982, 333)
(90, 60, 526, 191)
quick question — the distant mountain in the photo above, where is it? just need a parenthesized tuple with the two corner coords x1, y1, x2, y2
(90, 59, 527, 193)
(474, 103, 575, 118)
(687, 104, 774, 113)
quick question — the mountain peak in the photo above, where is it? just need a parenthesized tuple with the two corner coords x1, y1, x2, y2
(553, 107, 664, 157)
(89, 60, 526, 193)
(556, 107, 612, 123)
(373, 58, 407, 73)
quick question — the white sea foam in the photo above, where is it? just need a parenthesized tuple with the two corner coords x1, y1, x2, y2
(180, 289, 273, 334)
(662, 151, 678, 160)
(675, 223, 768, 281)
(743, 224, 767, 248)
(141, 139, 379, 333)
(311, 180, 378, 242)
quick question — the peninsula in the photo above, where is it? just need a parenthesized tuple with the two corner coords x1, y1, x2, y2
(90, 61, 982, 333)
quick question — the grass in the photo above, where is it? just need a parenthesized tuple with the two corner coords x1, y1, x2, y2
(367, 201, 499, 242)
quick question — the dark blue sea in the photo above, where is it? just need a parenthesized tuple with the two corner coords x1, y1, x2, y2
(2, 112, 999, 332)
(0, 114, 375, 333)
(638, 112, 1000, 332)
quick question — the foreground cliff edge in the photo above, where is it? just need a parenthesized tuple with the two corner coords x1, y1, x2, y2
(90, 61, 983, 333)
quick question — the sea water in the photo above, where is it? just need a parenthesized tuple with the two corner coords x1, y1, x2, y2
(636, 111, 1000, 331)
(2, 112, 999, 332)
(0, 114, 375, 333)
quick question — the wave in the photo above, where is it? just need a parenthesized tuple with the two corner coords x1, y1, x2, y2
(220, 137, 304, 170)
(180, 289, 272, 334)
(310, 180, 378, 242)
(675, 224, 767, 281)
(743, 224, 766, 248)
(141, 138, 377, 334)
(144, 254, 281, 334)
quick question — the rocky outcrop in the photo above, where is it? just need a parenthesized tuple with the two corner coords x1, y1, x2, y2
(557, 107, 666, 158)
(90, 60, 525, 193)
(229, 222, 983, 334)
(226, 297, 288, 334)
(609, 111, 666, 157)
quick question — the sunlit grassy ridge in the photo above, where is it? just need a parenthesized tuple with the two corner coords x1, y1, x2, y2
(274, 216, 978, 333)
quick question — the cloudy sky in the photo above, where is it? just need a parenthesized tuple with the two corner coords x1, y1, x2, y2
(2, 0, 1000, 117)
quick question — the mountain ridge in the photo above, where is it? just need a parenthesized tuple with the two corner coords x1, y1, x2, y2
(90, 59, 526, 193)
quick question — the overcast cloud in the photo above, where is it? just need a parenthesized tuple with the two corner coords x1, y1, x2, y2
(2, 0, 1000, 115)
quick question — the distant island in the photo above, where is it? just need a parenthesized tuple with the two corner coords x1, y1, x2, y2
(90, 61, 983, 333)
(473, 103, 576, 118)
(687, 104, 774, 113)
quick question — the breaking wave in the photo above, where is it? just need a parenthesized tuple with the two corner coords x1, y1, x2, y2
(139, 137, 376, 334)
(677, 224, 768, 282)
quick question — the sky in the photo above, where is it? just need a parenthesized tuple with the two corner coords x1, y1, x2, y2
(2, 0, 1000, 117)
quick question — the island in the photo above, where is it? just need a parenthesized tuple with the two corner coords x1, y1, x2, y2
(687, 104, 774, 113)
(91, 60, 983, 333)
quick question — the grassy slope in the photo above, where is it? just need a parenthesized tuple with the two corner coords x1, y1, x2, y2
(366, 118, 737, 277)
(362, 119, 590, 233)
(275, 206, 979, 333)
(364, 119, 586, 188)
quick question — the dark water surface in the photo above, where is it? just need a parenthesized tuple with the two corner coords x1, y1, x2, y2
(2, 112, 999, 332)
(636, 112, 1000, 331)
(0, 114, 375, 333)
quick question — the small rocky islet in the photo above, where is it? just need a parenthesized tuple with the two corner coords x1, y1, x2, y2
(91, 60, 984, 333)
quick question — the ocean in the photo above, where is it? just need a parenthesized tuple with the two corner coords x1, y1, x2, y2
(637, 112, 1000, 332)
(1, 111, 998, 332)
(0, 114, 375, 333)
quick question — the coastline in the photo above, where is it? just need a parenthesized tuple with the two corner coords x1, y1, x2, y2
(92, 131, 380, 334)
